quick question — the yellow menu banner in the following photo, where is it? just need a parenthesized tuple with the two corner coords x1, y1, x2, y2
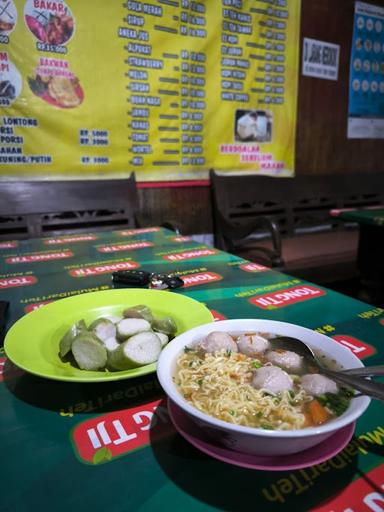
(0, 0, 301, 182)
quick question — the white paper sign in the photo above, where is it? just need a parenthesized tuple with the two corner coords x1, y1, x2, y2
(302, 38, 340, 81)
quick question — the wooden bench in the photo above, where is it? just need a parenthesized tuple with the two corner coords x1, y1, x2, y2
(210, 170, 384, 284)
(0, 175, 139, 240)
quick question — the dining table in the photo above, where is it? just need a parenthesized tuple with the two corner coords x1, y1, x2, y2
(330, 207, 384, 306)
(1, 226, 384, 512)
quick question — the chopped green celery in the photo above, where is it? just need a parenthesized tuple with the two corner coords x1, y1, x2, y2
(317, 392, 351, 416)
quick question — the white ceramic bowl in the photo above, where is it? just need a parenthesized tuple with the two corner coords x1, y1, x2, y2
(157, 319, 371, 456)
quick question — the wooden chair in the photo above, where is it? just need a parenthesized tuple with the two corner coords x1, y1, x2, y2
(210, 169, 284, 267)
(0, 174, 140, 240)
(210, 169, 384, 284)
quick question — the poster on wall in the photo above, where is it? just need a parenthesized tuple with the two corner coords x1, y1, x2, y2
(302, 38, 340, 81)
(348, 1, 384, 139)
(0, 0, 301, 182)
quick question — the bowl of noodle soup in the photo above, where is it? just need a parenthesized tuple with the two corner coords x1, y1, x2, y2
(157, 319, 370, 456)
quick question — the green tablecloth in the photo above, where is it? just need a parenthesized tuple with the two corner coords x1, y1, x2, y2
(1, 228, 383, 512)
(331, 207, 384, 294)
(333, 208, 384, 227)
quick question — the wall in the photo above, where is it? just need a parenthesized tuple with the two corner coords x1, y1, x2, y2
(297, 0, 384, 173)
(138, 183, 212, 235)
(138, 0, 384, 235)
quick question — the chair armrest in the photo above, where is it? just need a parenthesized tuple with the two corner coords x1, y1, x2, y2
(158, 220, 182, 235)
(135, 214, 182, 235)
(216, 211, 283, 267)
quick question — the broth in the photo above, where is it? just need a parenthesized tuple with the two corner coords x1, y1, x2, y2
(174, 330, 353, 431)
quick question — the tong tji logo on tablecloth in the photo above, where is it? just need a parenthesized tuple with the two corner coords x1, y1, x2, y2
(5, 250, 74, 264)
(44, 235, 98, 245)
(71, 399, 172, 465)
(163, 249, 218, 262)
(69, 261, 140, 278)
(332, 335, 376, 359)
(97, 242, 153, 253)
(0, 275, 37, 289)
(310, 464, 384, 512)
(0, 242, 18, 249)
(250, 285, 326, 309)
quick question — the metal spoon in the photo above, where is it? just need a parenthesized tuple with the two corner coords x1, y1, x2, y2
(341, 366, 384, 377)
(271, 336, 384, 401)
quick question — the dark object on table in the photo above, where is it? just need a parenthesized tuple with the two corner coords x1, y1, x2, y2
(112, 270, 152, 286)
(112, 270, 184, 290)
(210, 170, 384, 285)
(0, 301, 10, 345)
(150, 274, 184, 290)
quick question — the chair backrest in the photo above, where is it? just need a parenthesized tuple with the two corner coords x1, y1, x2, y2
(0, 174, 139, 239)
(210, 170, 384, 244)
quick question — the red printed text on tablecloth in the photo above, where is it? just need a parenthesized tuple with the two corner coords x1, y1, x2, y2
(0, 241, 18, 249)
(240, 262, 269, 272)
(171, 236, 192, 242)
(0, 275, 38, 289)
(68, 260, 140, 277)
(71, 399, 172, 464)
(163, 249, 218, 261)
(332, 335, 376, 359)
(0, 349, 24, 382)
(5, 251, 73, 264)
(250, 285, 326, 309)
(24, 301, 53, 313)
(211, 310, 227, 321)
(310, 463, 384, 511)
(119, 228, 161, 236)
(181, 271, 222, 287)
(97, 242, 153, 253)
(43, 235, 98, 245)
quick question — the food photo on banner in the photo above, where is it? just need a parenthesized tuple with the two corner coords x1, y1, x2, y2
(0, 0, 301, 182)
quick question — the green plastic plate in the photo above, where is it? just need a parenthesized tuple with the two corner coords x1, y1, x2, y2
(4, 288, 214, 382)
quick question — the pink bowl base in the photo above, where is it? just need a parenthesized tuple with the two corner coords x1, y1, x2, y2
(168, 399, 356, 471)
